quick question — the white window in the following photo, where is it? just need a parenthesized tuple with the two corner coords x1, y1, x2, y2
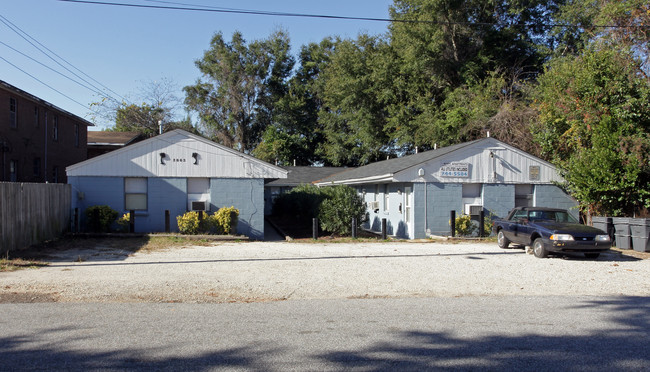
(404, 187, 412, 223)
(188, 178, 210, 211)
(125, 178, 147, 210)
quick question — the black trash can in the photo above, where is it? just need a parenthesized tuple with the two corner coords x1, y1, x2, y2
(592, 216, 614, 242)
(630, 218, 650, 253)
(612, 217, 631, 250)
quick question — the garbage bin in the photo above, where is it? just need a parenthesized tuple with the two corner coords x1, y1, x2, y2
(592, 216, 614, 241)
(612, 217, 631, 249)
(630, 218, 650, 253)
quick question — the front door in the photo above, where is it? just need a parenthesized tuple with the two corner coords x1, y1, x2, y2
(404, 187, 413, 238)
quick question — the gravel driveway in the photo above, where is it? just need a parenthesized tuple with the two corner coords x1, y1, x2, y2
(2, 241, 649, 303)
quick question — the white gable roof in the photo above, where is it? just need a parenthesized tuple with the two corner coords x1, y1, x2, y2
(67, 129, 288, 179)
(316, 138, 561, 185)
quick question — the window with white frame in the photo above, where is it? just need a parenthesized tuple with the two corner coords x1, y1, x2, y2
(187, 178, 210, 211)
(125, 178, 147, 210)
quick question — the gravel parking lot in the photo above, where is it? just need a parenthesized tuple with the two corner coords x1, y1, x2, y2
(2, 241, 649, 303)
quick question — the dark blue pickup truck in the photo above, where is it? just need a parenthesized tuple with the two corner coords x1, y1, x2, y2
(492, 207, 612, 258)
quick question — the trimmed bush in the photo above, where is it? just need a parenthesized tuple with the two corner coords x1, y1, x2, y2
(453, 214, 477, 237)
(177, 211, 202, 235)
(85, 205, 118, 233)
(318, 185, 366, 236)
(213, 206, 239, 235)
(176, 208, 239, 235)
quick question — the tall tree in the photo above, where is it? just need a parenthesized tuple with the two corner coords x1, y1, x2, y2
(184, 30, 294, 153)
(386, 0, 559, 148)
(253, 38, 336, 165)
(317, 34, 393, 166)
(534, 46, 650, 216)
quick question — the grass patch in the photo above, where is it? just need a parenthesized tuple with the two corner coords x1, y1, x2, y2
(0, 256, 48, 272)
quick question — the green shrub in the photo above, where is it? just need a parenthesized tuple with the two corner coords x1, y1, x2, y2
(318, 185, 366, 236)
(213, 206, 239, 234)
(453, 214, 477, 237)
(85, 205, 118, 233)
(116, 212, 131, 232)
(176, 208, 239, 235)
(176, 211, 202, 234)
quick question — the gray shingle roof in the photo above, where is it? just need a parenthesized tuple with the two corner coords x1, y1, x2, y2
(266, 166, 348, 187)
(318, 139, 486, 183)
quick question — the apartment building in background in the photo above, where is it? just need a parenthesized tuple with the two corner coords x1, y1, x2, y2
(0, 80, 93, 183)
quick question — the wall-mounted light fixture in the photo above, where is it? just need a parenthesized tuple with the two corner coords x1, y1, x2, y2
(159, 152, 166, 165)
(192, 152, 199, 165)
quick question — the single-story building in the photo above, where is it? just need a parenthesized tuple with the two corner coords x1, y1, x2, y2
(264, 166, 347, 215)
(66, 129, 287, 239)
(315, 137, 577, 239)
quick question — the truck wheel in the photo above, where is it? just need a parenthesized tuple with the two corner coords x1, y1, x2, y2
(497, 230, 510, 249)
(532, 238, 548, 258)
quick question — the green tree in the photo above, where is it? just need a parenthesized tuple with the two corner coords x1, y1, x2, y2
(534, 46, 650, 216)
(253, 38, 336, 165)
(184, 30, 294, 153)
(317, 34, 393, 166)
(386, 0, 559, 149)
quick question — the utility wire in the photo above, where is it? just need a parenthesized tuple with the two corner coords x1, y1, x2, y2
(0, 14, 125, 103)
(0, 40, 107, 97)
(0, 54, 92, 110)
(58, 0, 650, 29)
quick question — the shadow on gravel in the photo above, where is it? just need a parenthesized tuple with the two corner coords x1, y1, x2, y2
(316, 296, 650, 370)
(43, 251, 525, 268)
(1, 297, 648, 370)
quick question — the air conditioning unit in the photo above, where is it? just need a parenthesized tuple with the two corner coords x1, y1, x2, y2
(368, 201, 380, 212)
(465, 204, 483, 215)
(191, 201, 207, 211)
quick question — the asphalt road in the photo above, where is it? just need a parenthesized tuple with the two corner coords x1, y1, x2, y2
(2, 296, 649, 371)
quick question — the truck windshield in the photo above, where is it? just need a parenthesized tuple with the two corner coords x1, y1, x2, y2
(528, 210, 578, 223)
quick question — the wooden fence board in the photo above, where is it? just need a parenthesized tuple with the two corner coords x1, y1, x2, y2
(0, 182, 71, 253)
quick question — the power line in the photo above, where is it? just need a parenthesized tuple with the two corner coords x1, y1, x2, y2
(57, 0, 650, 29)
(0, 54, 92, 111)
(0, 40, 107, 97)
(0, 14, 125, 103)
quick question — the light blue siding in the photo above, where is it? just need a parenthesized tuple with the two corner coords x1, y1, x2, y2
(483, 184, 515, 220)
(69, 176, 124, 231)
(69, 176, 265, 238)
(211, 178, 265, 240)
(427, 183, 463, 235)
(535, 184, 579, 220)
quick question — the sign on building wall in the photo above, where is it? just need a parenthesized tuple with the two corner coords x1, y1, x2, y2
(529, 165, 541, 181)
(440, 162, 469, 177)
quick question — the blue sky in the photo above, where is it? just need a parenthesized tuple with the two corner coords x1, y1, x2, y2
(1, 0, 393, 130)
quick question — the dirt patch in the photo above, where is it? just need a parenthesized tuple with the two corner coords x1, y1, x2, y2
(0, 291, 59, 303)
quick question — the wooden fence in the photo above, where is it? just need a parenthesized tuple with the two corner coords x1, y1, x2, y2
(0, 182, 71, 253)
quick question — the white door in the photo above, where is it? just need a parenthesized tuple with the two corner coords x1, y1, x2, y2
(404, 187, 413, 238)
